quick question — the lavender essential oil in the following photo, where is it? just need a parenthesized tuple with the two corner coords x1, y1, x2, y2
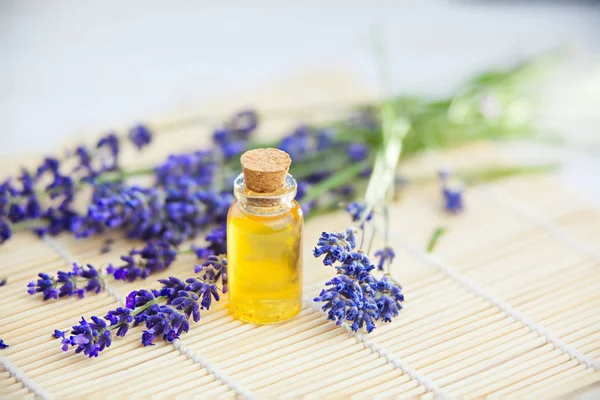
(227, 148, 303, 324)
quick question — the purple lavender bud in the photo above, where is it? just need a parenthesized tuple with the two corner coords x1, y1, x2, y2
(345, 202, 372, 223)
(66, 316, 112, 358)
(0, 218, 9, 244)
(128, 124, 153, 150)
(313, 229, 356, 266)
(347, 143, 369, 161)
(231, 110, 258, 136)
(443, 187, 464, 213)
(374, 247, 396, 271)
(316, 129, 334, 151)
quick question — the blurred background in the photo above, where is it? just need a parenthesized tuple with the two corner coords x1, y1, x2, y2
(1, 0, 599, 197)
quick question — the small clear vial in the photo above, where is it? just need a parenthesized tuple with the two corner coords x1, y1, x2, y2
(227, 149, 303, 324)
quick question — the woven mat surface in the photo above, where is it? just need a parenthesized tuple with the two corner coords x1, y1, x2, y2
(1, 75, 600, 399)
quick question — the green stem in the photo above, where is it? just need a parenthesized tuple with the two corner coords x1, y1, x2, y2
(301, 160, 370, 204)
(367, 227, 377, 256)
(94, 167, 156, 185)
(426, 227, 446, 253)
(383, 205, 391, 275)
(104, 295, 167, 334)
(405, 163, 558, 187)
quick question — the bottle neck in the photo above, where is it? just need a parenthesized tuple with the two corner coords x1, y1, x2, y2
(233, 173, 297, 216)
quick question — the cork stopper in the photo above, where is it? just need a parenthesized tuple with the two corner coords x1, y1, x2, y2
(240, 148, 291, 193)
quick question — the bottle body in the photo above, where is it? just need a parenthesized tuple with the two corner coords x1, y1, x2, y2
(227, 175, 303, 324)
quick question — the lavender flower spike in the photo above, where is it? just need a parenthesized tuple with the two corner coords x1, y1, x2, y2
(128, 124, 153, 150)
(374, 247, 396, 271)
(313, 228, 356, 265)
(28, 263, 104, 300)
(443, 187, 464, 213)
(57, 254, 226, 357)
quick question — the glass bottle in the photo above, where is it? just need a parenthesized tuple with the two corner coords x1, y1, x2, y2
(227, 149, 303, 324)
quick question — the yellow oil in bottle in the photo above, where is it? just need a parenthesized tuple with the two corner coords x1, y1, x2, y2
(227, 199, 303, 324)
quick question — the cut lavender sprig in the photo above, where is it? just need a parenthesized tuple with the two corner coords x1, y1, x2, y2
(313, 213, 403, 333)
(27, 263, 104, 300)
(313, 240, 403, 333)
(56, 255, 226, 358)
(313, 45, 408, 334)
(29, 239, 210, 300)
(71, 184, 232, 245)
(0, 127, 155, 243)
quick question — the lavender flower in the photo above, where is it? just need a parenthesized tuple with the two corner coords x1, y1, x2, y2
(374, 247, 395, 271)
(0, 339, 8, 349)
(27, 273, 57, 300)
(53, 330, 71, 352)
(230, 110, 259, 136)
(345, 202, 372, 223)
(443, 187, 463, 213)
(72, 183, 231, 245)
(192, 225, 227, 259)
(374, 276, 404, 323)
(68, 316, 112, 357)
(194, 255, 228, 293)
(96, 134, 120, 173)
(212, 110, 259, 160)
(155, 277, 187, 299)
(105, 308, 133, 337)
(0, 218, 10, 244)
(107, 240, 177, 282)
(314, 207, 403, 333)
(314, 242, 404, 333)
(316, 129, 334, 151)
(154, 150, 217, 190)
(347, 143, 369, 161)
(279, 125, 311, 161)
(58, 256, 225, 357)
(128, 124, 153, 150)
(313, 228, 356, 265)
(439, 167, 464, 213)
(28, 263, 104, 300)
(314, 275, 378, 333)
(0, 123, 156, 245)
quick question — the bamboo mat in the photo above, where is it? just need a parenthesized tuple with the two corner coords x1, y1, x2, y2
(1, 76, 600, 399)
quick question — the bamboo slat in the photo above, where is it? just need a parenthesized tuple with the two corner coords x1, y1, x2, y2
(1, 78, 599, 398)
